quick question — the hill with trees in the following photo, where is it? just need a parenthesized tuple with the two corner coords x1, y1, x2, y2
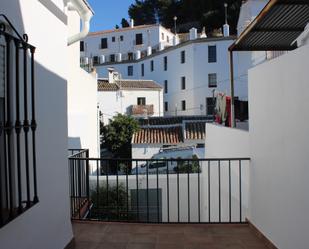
(119, 0, 242, 34)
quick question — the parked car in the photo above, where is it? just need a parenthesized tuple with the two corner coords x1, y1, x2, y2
(131, 145, 203, 175)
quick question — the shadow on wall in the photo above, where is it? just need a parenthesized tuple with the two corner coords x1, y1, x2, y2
(68, 137, 81, 149)
(0, 1, 73, 248)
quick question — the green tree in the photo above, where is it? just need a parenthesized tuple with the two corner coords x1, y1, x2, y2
(127, 0, 242, 34)
(101, 114, 140, 157)
(121, 18, 130, 28)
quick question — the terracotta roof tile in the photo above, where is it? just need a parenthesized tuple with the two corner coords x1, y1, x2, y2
(132, 126, 183, 144)
(88, 24, 157, 36)
(185, 122, 206, 140)
(98, 79, 162, 91)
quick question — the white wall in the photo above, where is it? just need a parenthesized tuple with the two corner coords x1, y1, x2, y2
(98, 88, 163, 124)
(205, 123, 250, 158)
(0, 1, 72, 248)
(132, 144, 162, 161)
(67, 10, 99, 158)
(96, 38, 251, 116)
(83, 24, 175, 62)
(248, 44, 309, 249)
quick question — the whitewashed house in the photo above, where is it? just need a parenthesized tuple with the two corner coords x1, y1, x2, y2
(0, 0, 97, 248)
(81, 0, 269, 118)
(98, 68, 163, 124)
(81, 21, 177, 64)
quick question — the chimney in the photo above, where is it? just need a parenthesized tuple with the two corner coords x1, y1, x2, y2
(108, 67, 115, 83)
(130, 19, 134, 28)
(223, 24, 230, 37)
(200, 27, 207, 38)
(223, 3, 230, 37)
(147, 46, 152, 56)
(189, 28, 198, 40)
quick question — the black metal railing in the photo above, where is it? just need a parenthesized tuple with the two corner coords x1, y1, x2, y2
(69, 154, 250, 224)
(0, 14, 38, 228)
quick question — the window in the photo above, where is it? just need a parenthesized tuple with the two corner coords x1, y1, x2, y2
(150, 60, 154, 71)
(137, 97, 146, 105)
(135, 33, 143, 45)
(110, 54, 115, 62)
(141, 63, 144, 77)
(128, 52, 133, 61)
(112, 36, 115, 42)
(93, 56, 99, 65)
(181, 50, 185, 64)
(161, 33, 164, 40)
(181, 77, 186, 90)
(181, 100, 186, 111)
(208, 73, 217, 87)
(0, 32, 38, 228)
(128, 65, 133, 76)
(164, 101, 168, 112)
(208, 45, 217, 63)
(206, 97, 215, 115)
(120, 35, 124, 41)
(164, 56, 167, 71)
(80, 41, 84, 52)
(100, 38, 108, 49)
(167, 36, 169, 43)
(164, 80, 168, 94)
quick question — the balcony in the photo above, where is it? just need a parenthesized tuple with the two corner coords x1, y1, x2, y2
(130, 105, 154, 116)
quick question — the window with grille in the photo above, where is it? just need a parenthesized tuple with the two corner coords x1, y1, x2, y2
(135, 33, 143, 45)
(208, 73, 217, 88)
(128, 65, 133, 76)
(181, 50, 185, 64)
(137, 97, 146, 105)
(181, 100, 186, 111)
(0, 21, 38, 228)
(181, 76, 186, 90)
(141, 63, 144, 77)
(164, 80, 168, 94)
(164, 56, 167, 71)
(164, 101, 168, 112)
(208, 45, 217, 63)
(100, 38, 108, 49)
(80, 41, 84, 52)
(206, 97, 215, 115)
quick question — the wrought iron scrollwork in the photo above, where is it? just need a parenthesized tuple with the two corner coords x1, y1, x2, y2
(0, 14, 29, 42)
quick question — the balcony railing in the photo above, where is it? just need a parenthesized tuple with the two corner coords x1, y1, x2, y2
(69, 151, 250, 224)
(130, 104, 154, 116)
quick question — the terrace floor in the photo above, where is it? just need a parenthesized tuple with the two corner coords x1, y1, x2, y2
(72, 221, 270, 249)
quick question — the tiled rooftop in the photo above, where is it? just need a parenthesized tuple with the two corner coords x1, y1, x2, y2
(72, 221, 271, 249)
(132, 126, 183, 144)
(98, 79, 162, 91)
(132, 116, 210, 144)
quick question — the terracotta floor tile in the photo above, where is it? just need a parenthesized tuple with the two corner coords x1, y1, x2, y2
(72, 222, 270, 249)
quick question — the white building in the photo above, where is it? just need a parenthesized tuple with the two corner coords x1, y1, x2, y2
(0, 0, 97, 248)
(206, 1, 309, 248)
(80, 1, 269, 118)
(81, 22, 177, 64)
(67, 3, 99, 158)
(98, 69, 163, 124)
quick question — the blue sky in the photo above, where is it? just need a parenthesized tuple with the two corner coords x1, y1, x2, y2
(87, 0, 135, 32)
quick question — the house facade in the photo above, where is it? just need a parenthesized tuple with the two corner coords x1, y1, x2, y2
(81, 22, 177, 64)
(98, 69, 163, 124)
